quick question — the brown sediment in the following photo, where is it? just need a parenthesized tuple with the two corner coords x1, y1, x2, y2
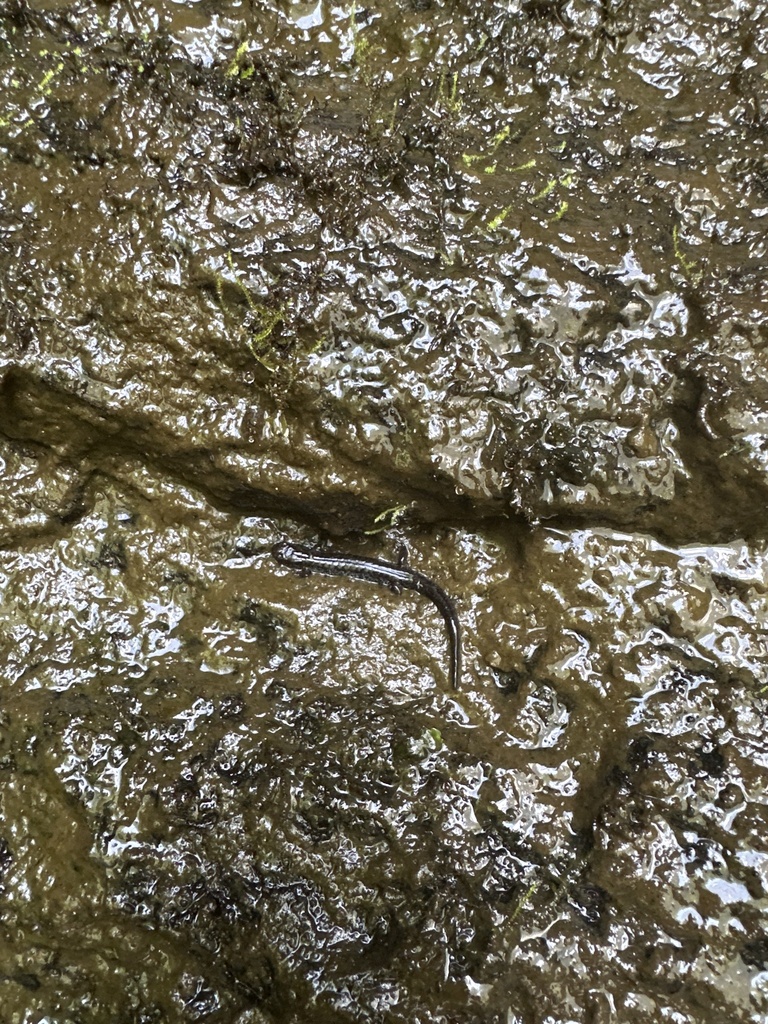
(0, 1, 767, 1022)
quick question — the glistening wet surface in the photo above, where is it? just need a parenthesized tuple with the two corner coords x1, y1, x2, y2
(0, 1, 767, 1021)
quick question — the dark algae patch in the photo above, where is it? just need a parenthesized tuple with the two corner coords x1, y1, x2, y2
(1, 0, 768, 1022)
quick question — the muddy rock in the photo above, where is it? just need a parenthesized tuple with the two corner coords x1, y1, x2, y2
(1, 1, 768, 1022)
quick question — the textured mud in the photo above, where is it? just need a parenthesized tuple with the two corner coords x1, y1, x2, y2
(1, 1, 768, 1022)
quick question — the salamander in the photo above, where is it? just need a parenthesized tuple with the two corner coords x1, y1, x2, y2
(271, 541, 462, 690)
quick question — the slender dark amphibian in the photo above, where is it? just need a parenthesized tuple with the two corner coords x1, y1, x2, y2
(271, 541, 462, 690)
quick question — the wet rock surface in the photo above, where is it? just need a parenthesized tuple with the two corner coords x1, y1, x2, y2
(1, 1, 768, 1022)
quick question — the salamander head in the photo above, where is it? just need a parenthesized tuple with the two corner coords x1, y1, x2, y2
(271, 540, 297, 564)
(272, 541, 316, 568)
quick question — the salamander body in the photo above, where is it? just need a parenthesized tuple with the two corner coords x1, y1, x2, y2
(272, 541, 461, 690)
